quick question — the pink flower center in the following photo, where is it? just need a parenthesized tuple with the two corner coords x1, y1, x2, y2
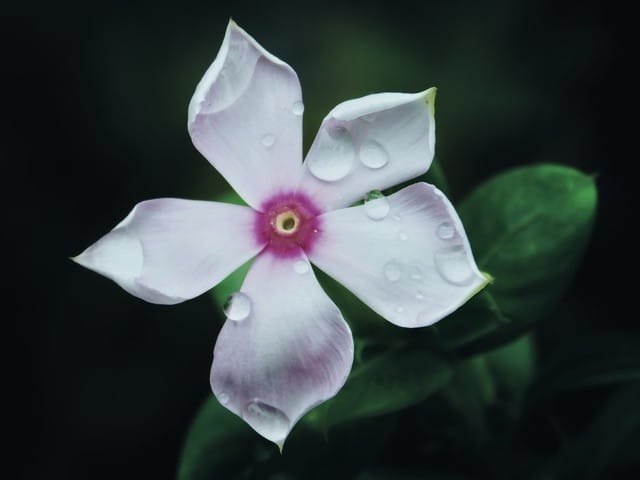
(254, 191, 322, 258)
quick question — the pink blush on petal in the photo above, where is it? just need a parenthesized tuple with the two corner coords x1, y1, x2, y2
(254, 191, 323, 259)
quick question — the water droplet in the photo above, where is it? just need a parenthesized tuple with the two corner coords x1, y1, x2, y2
(361, 113, 376, 123)
(416, 291, 424, 300)
(359, 140, 389, 169)
(434, 246, 474, 286)
(218, 392, 229, 405)
(244, 401, 291, 443)
(392, 215, 401, 222)
(410, 267, 423, 281)
(224, 292, 252, 321)
(292, 101, 304, 116)
(261, 133, 276, 147)
(395, 306, 404, 313)
(364, 190, 390, 220)
(398, 230, 409, 241)
(293, 259, 310, 274)
(383, 260, 402, 282)
(437, 222, 455, 240)
(307, 125, 355, 181)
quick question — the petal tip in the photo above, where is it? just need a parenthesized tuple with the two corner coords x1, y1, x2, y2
(424, 86, 437, 117)
(481, 271, 495, 285)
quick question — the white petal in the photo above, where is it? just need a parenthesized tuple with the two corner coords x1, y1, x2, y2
(297, 89, 436, 211)
(210, 253, 354, 447)
(73, 199, 263, 304)
(188, 21, 303, 209)
(308, 183, 488, 327)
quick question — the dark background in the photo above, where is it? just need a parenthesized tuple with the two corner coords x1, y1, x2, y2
(3, 0, 635, 478)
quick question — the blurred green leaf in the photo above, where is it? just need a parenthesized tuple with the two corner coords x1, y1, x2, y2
(358, 469, 469, 480)
(438, 164, 597, 351)
(440, 356, 496, 445)
(527, 333, 640, 405)
(178, 396, 258, 480)
(430, 290, 507, 351)
(312, 348, 453, 428)
(484, 334, 536, 402)
(548, 384, 640, 479)
(258, 416, 396, 480)
(179, 396, 396, 480)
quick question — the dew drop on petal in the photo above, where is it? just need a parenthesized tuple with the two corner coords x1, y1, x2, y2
(383, 260, 403, 282)
(416, 291, 425, 300)
(224, 292, 252, 321)
(243, 401, 291, 443)
(218, 392, 230, 405)
(410, 266, 423, 281)
(395, 306, 404, 313)
(307, 125, 355, 181)
(437, 222, 455, 240)
(392, 214, 402, 222)
(434, 246, 474, 286)
(293, 259, 310, 274)
(261, 133, 276, 147)
(292, 101, 304, 116)
(359, 140, 389, 169)
(398, 230, 409, 241)
(364, 190, 390, 220)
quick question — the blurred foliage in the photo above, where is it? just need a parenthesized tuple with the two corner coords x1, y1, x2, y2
(15, 0, 632, 478)
(175, 163, 620, 480)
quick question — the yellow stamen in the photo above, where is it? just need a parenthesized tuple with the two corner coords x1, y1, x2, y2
(274, 211, 299, 235)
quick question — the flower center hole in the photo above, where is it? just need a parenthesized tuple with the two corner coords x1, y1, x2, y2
(283, 218, 295, 231)
(274, 211, 300, 236)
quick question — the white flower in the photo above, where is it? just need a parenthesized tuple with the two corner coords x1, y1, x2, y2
(73, 21, 488, 448)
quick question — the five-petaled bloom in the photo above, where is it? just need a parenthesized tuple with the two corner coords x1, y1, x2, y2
(73, 21, 488, 448)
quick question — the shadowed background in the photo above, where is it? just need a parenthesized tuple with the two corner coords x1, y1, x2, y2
(3, 0, 635, 478)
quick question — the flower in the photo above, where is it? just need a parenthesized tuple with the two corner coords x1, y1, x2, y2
(73, 20, 488, 448)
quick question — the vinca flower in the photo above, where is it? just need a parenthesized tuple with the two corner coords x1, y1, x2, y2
(73, 20, 488, 448)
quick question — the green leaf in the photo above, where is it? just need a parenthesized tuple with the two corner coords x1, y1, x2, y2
(547, 384, 640, 478)
(177, 396, 259, 480)
(527, 333, 640, 406)
(358, 470, 469, 480)
(439, 164, 597, 351)
(313, 348, 453, 428)
(484, 334, 536, 400)
(430, 290, 508, 351)
(179, 397, 396, 480)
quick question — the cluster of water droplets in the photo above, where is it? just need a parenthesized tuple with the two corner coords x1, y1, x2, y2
(372, 197, 478, 324)
(307, 125, 355, 181)
(258, 101, 305, 150)
(306, 113, 392, 182)
(223, 291, 252, 321)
